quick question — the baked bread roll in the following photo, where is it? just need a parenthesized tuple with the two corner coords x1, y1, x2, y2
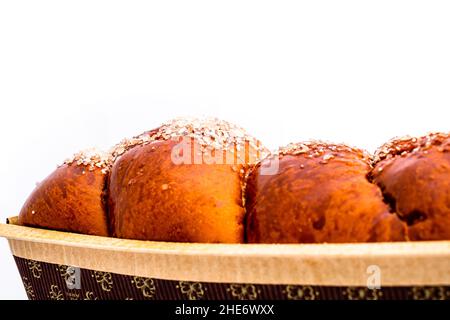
(371, 132, 450, 241)
(246, 142, 407, 243)
(109, 118, 267, 243)
(18, 149, 111, 236)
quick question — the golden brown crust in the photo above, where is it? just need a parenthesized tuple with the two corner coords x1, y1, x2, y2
(246, 142, 407, 243)
(372, 133, 450, 240)
(109, 139, 245, 242)
(18, 163, 109, 236)
(19, 121, 448, 243)
(109, 118, 267, 243)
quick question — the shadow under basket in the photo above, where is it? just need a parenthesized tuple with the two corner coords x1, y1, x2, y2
(1, 216, 449, 300)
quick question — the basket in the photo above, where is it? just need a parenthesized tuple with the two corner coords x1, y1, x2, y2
(1, 216, 449, 300)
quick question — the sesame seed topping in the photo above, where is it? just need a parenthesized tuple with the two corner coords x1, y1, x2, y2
(109, 117, 268, 162)
(161, 184, 169, 190)
(373, 132, 450, 164)
(277, 140, 371, 164)
(63, 148, 113, 174)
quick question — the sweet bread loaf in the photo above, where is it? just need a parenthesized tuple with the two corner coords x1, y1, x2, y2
(108, 118, 267, 243)
(18, 149, 111, 236)
(245, 142, 408, 243)
(371, 132, 450, 241)
(17, 119, 449, 243)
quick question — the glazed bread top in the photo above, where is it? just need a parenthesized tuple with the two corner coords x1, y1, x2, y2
(371, 132, 450, 240)
(110, 117, 268, 163)
(18, 148, 112, 236)
(17, 122, 449, 243)
(373, 132, 450, 164)
(108, 117, 268, 243)
(245, 141, 407, 243)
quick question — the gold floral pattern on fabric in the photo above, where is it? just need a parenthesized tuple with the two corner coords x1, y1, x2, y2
(27, 260, 42, 279)
(22, 277, 35, 299)
(177, 281, 205, 300)
(84, 291, 98, 300)
(227, 284, 259, 300)
(12, 257, 450, 301)
(410, 286, 449, 300)
(49, 285, 64, 300)
(342, 287, 382, 300)
(284, 285, 319, 300)
(132, 277, 156, 299)
(92, 271, 113, 292)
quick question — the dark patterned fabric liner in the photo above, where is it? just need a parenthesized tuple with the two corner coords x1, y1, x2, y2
(14, 256, 450, 300)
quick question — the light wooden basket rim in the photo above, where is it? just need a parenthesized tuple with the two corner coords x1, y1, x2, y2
(2, 216, 449, 286)
(0, 216, 448, 256)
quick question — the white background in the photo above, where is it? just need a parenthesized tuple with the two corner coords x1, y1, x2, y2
(0, 1, 449, 299)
